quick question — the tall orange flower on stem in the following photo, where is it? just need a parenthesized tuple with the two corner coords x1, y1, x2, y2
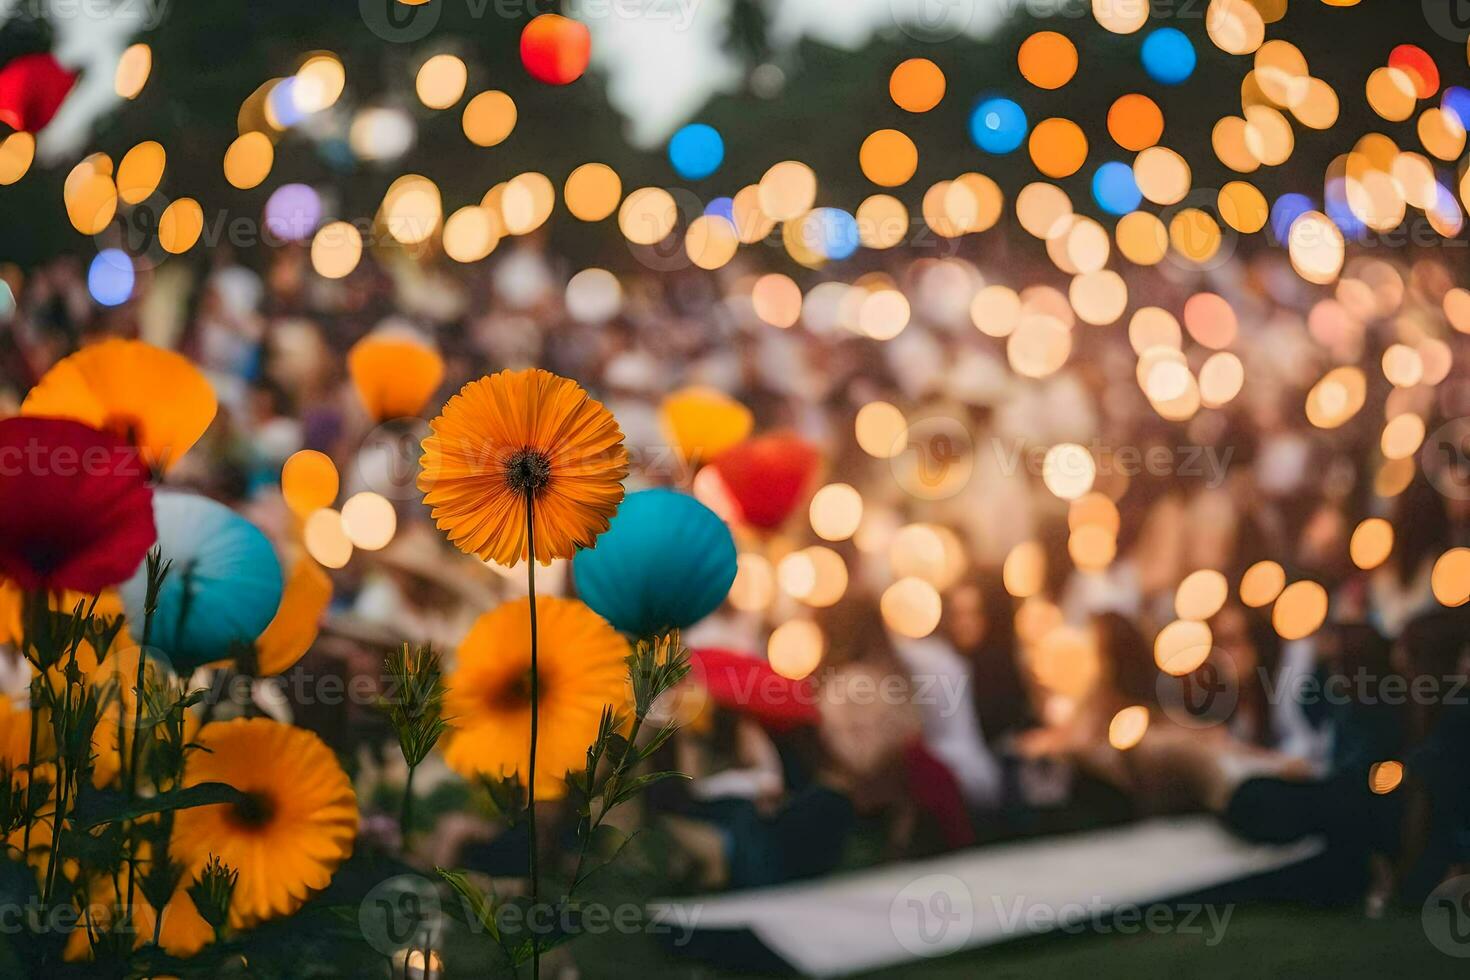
(419, 368, 626, 979)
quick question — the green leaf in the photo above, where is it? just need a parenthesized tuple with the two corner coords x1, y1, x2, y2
(573, 826, 641, 891)
(629, 724, 679, 764)
(608, 770, 689, 810)
(436, 867, 500, 943)
(73, 781, 249, 829)
(604, 732, 630, 764)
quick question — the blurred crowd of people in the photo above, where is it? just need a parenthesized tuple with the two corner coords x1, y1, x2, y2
(1, 227, 1467, 913)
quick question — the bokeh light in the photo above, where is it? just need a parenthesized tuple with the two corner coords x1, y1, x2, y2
(769, 620, 823, 679)
(1093, 162, 1142, 215)
(311, 221, 364, 279)
(1272, 580, 1329, 640)
(860, 129, 918, 187)
(669, 123, 725, 180)
(462, 91, 517, 146)
(304, 508, 353, 569)
(970, 97, 1028, 155)
(1108, 94, 1163, 151)
(1154, 619, 1212, 676)
(1240, 560, 1286, 607)
(1141, 28, 1196, 85)
(87, 250, 134, 307)
(881, 577, 943, 639)
(1018, 31, 1077, 90)
(416, 54, 468, 110)
(1108, 706, 1149, 751)
(115, 43, 152, 100)
(890, 58, 945, 112)
(855, 401, 907, 458)
(341, 492, 397, 551)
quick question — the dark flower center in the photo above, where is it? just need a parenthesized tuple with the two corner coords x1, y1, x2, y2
(229, 791, 277, 830)
(504, 449, 552, 496)
(487, 669, 543, 712)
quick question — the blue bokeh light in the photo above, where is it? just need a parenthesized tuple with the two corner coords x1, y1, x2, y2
(1141, 28, 1196, 86)
(1270, 193, 1314, 244)
(1324, 179, 1365, 242)
(1441, 86, 1470, 129)
(88, 249, 135, 307)
(809, 207, 860, 261)
(969, 96, 1028, 155)
(1092, 162, 1142, 215)
(669, 123, 725, 180)
(704, 196, 735, 225)
(268, 78, 306, 129)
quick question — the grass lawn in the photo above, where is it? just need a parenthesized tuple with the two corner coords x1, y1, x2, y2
(573, 902, 1463, 979)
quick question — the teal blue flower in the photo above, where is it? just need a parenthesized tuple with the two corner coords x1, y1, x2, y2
(121, 491, 283, 673)
(572, 488, 736, 638)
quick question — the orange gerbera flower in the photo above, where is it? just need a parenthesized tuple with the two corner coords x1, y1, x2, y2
(170, 719, 358, 927)
(66, 871, 214, 961)
(444, 597, 629, 799)
(419, 369, 628, 566)
(21, 338, 218, 472)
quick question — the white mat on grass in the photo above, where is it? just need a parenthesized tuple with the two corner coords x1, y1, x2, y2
(650, 816, 1322, 977)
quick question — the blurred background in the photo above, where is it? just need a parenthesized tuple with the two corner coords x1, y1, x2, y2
(1, 0, 1470, 976)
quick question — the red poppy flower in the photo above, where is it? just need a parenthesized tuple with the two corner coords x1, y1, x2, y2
(0, 53, 77, 134)
(0, 417, 155, 594)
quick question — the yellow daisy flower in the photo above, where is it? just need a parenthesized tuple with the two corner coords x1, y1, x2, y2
(444, 597, 629, 799)
(170, 719, 358, 927)
(418, 368, 628, 566)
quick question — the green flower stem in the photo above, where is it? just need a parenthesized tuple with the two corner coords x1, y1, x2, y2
(400, 761, 417, 845)
(125, 554, 164, 927)
(41, 672, 74, 907)
(21, 674, 39, 861)
(568, 710, 646, 898)
(524, 489, 541, 980)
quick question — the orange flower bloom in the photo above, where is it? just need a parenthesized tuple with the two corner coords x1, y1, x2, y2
(22, 338, 217, 472)
(170, 719, 357, 927)
(444, 597, 629, 799)
(348, 330, 445, 421)
(66, 873, 214, 961)
(254, 556, 332, 676)
(419, 368, 627, 566)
